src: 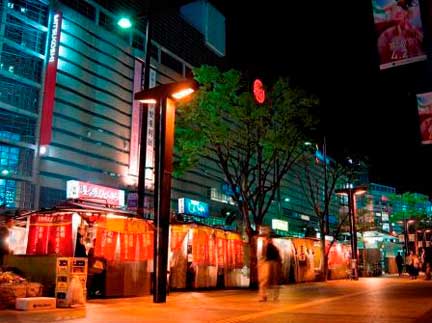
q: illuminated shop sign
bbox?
[66,180,125,207]
[272,219,288,232]
[300,214,310,221]
[178,198,209,218]
[49,13,60,62]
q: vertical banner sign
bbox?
[48,214,73,256]
[40,11,62,145]
[97,231,118,261]
[372,0,426,70]
[120,233,136,261]
[27,215,49,255]
[26,214,73,256]
[416,92,432,144]
[144,69,157,191]
[129,60,144,176]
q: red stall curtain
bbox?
[94,216,154,262]
[170,225,189,252]
[215,229,226,267]
[26,214,73,256]
[192,227,210,265]
[225,232,244,269]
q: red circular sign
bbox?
[253,79,266,104]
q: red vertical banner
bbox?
[120,233,137,261]
[216,230,226,267]
[26,215,49,255]
[47,214,73,256]
[226,237,234,269]
[100,231,118,261]
[94,219,106,257]
[208,232,216,266]
[27,214,72,256]
[170,225,189,252]
[233,239,243,268]
[138,230,154,261]
[138,233,146,261]
[40,11,62,145]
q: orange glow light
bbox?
[172,88,194,100]
[354,190,367,195]
[139,98,157,104]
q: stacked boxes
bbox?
[55,257,88,307]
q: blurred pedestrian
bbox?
[406,250,414,279]
[0,218,13,267]
[395,252,404,277]
[425,263,431,280]
[412,253,420,279]
[258,236,282,302]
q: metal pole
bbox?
[323,136,328,235]
[153,97,175,303]
[348,188,358,279]
[404,218,408,258]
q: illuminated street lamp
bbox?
[134,79,197,303]
[336,184,367,280]
[117,17,132,29]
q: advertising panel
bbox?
[372,0,426,69]
[417,92,432,144]
[178,198,209,217]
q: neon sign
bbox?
[49,13,60,62]
[253,79,266,104]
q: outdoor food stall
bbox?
[3,197,155,303]
[257,236,350,282]
[169,223,246,290]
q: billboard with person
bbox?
[372,0,426,69]
[416,92,432,144]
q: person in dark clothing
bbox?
[258,237,282,302]
[74,225,88,258]
[396,252,404,277]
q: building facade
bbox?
[1,0,343,238]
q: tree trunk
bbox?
[248,233,258,289]
[320,236,329,281]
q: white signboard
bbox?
[66,180,125,206]
[272,219,288,232]
[144,69,157,191]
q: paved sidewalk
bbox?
[1,277,432,322]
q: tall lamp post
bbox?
[336,184,367,280]
[118,7,154,216]
[404,219,415,257]
[134,79,197,303]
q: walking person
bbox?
[395,252,404,277]
[406,250,414,279]
[412,253,421,279]
[258,236,282,302]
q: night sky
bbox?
[209,0,432,197]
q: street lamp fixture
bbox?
[117,17,133,29]
[134,79,198,304]
[336,184,368,280]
